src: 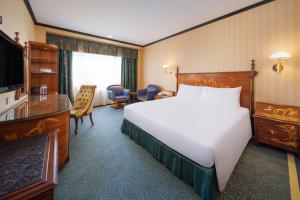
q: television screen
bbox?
[0,31,24,92]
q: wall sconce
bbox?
[269,51,291,74]
[162,64,176,76]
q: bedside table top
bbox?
[155,91,175,100]
[253,102,300,124]
[155,94,173,99]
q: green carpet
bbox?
[54,106,295,200]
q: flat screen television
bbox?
[0,30,24,93]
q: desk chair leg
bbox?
[89,113,94,126]
[74,117,79,135]
[80,117,83,123]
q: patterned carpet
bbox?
[54,106,299,200]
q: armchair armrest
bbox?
[107,90,115,100]
[146,90,159,101]
[123,89,130,98]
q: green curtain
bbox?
[58,50,74,102]
[48,33,139,96]
[47,33,138,59]
[121,57,137,92]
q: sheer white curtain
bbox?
[72,52,121,106]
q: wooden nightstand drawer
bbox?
[255,118,299,152]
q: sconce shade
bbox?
[162,64,176,76]
[269,51,291,74]
[269,51,291,59]
[162,64,170,69]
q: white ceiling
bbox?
[29,0,262,46]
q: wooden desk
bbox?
[0,95,71,167]
[0,132,58,200]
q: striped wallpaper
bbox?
[143,0,300,106]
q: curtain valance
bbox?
[46,33,138,59]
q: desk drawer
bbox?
[256,118,299,152]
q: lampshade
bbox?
[162,64,175,76]
[162,64,170,69]
[269,51,291,59]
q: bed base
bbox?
[121,119,220,200]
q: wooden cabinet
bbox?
[28,41,58,95]
[253,102,300,154]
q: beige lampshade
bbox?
[269,51,291,59]
[162,64,175,76]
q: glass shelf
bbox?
[31,59,57,64]
[31,71,57,74]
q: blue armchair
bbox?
[137,85,161,101]
[107,85,130,109]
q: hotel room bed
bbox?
[124,96,252,186]
[121,60,257,200]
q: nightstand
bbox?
[253,102,300,155]
[154,91,175,100]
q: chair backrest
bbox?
[147,85,160,92]
[74,85,97,114]
[107,85,124,96]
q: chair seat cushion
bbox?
[137,95,147,101]
[115,95,129,100]
[70,107,85,118]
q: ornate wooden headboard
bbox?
[176,60,257,114]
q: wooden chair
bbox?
[70,85,96,135]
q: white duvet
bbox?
[123,97,252,191]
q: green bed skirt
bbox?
[121,119,220,200]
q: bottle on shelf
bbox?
[40,84,48,95]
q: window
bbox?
[72,52,122,106]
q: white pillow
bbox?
[199,86,242,109]
[176,84,203,103]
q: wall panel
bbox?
[143,0,300,106]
